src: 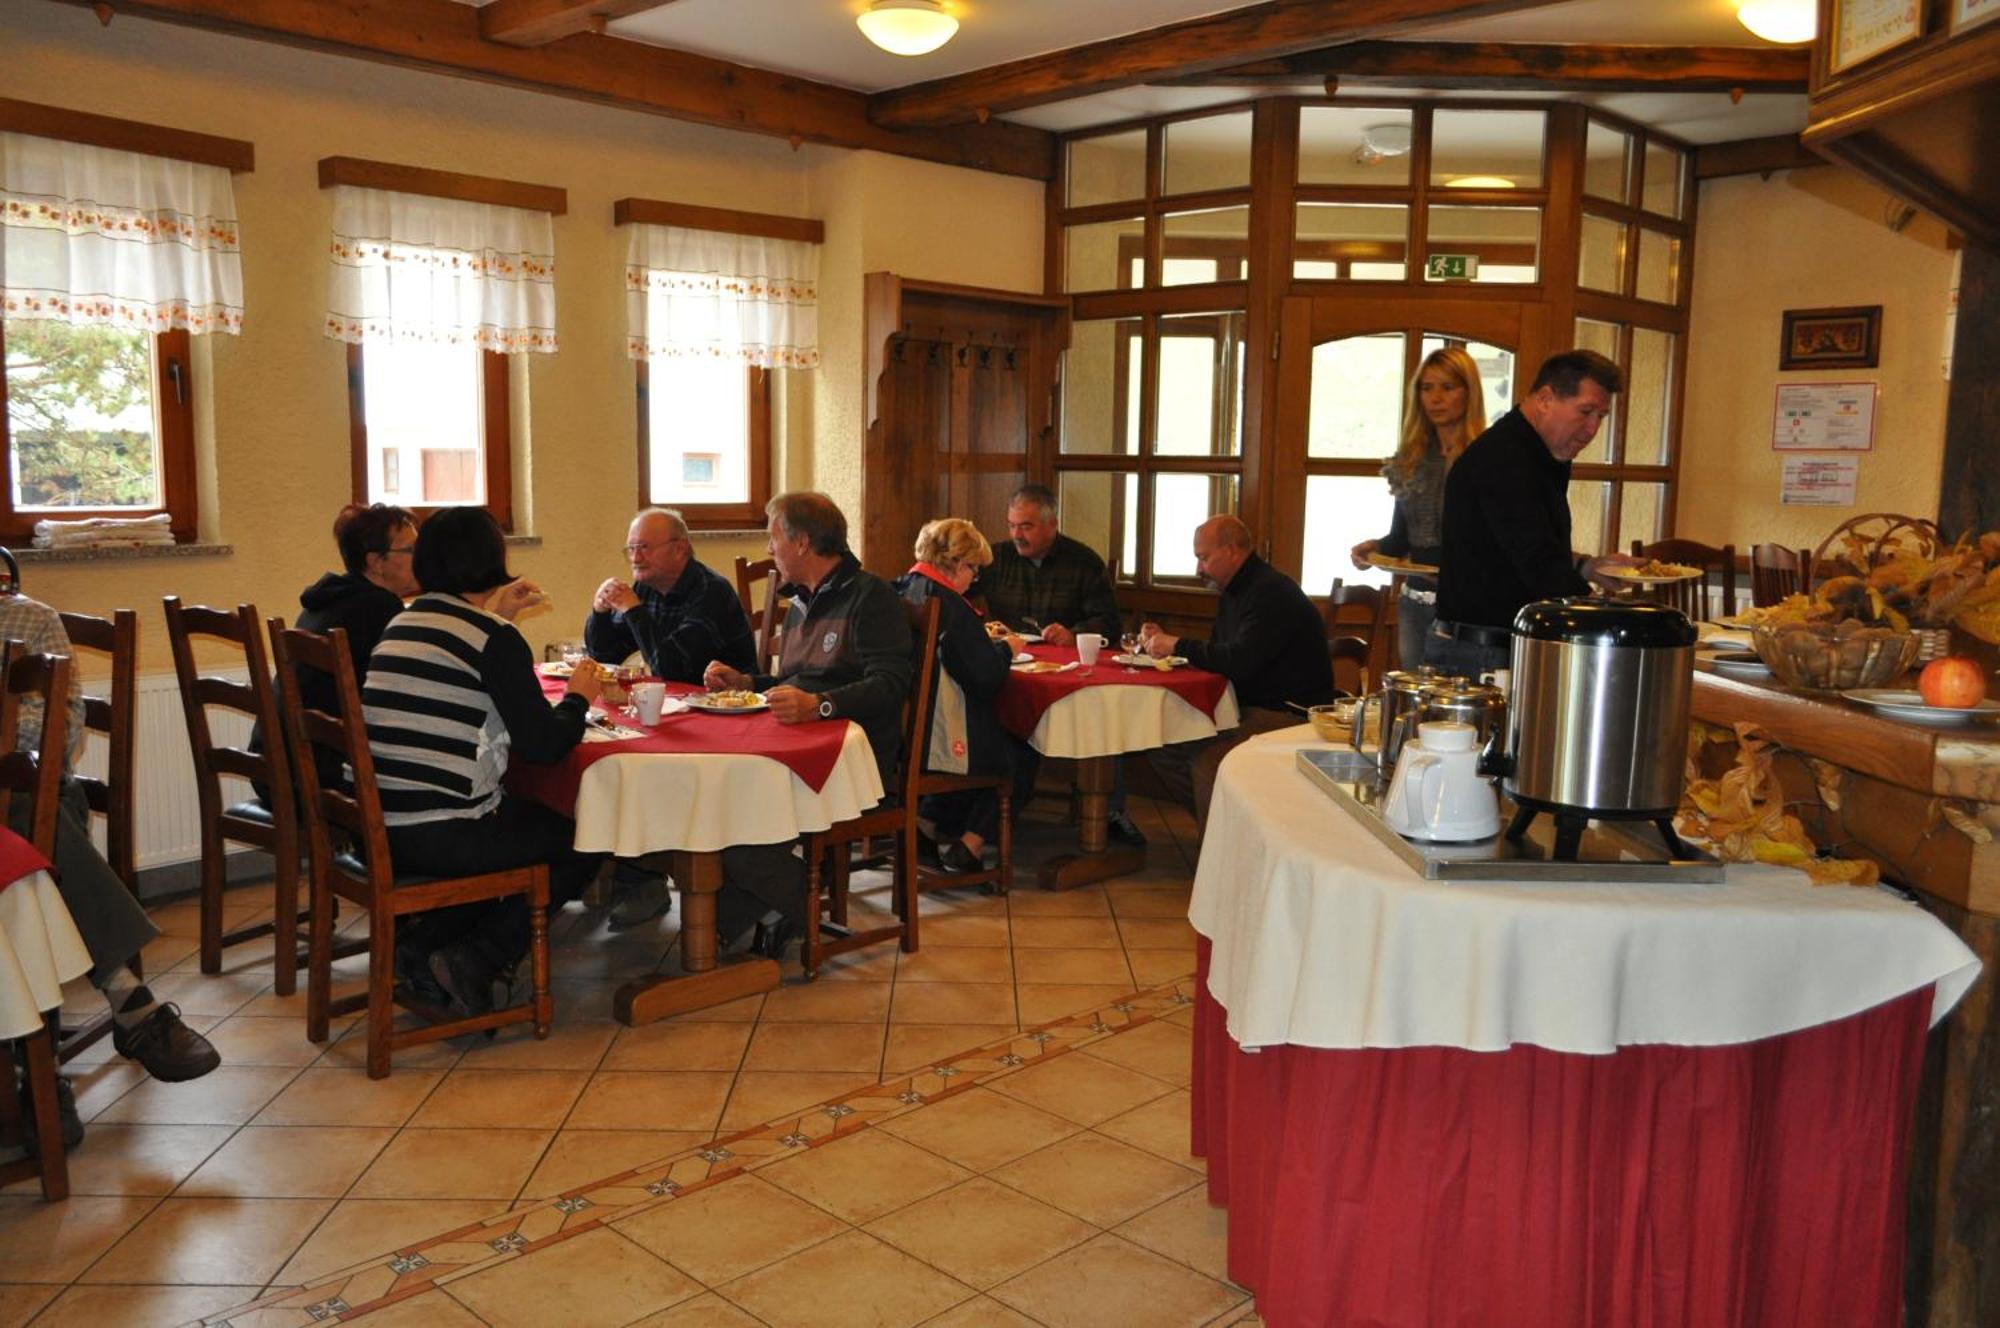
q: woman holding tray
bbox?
[1349,346,1487,671]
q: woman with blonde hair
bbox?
[1349,345,1487,669]
[895,517,1024,873]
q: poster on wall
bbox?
[1953,0,2000,35]
[1831,0,1925,72]
[1772,382,1878,450]
[1782,456,1860,506]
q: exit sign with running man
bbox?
[1426,254,1480,281]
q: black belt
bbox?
[1440,620,1510,648]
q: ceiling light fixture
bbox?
[857,0,959,56]
[1735,0,1815,44]
[1445,176,1516,189]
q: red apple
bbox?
[1918,656,1986,708]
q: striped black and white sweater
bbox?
[362,592,587,826]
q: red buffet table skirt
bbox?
[1190,937,1932,1328]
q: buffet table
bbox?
[1190,727,1982,1328]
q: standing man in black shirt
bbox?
[1428,349,1624,678]
[973,484,1145,845]
[1140,514,1334,831]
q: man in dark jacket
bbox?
[1141,514,1333,830]
[587,507,756,683]
[704,492,913,956]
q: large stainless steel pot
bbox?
[1504,597,1695,817]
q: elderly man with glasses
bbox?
[584,507,757,928]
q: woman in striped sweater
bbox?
[363,507,606,1016]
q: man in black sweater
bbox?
[1428,349,1624,677]
[587,507,756,684]
[1140,514,1333,830]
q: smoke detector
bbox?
[1353,122,1413,165]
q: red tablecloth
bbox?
[0,827,51,897]
[995,644,1231,739]
[1190,938,1931,1328]
[510,676,851,816]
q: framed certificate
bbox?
[1830,0,1925,73]
[1953,0,2000,35]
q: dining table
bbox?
[0,830,91,1200]
[997,642,1238,889]
[511,673,884,1023]
[1189,725,1984,1328]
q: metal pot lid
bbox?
[1512,596,1696,647]
[1425,680,1503,704]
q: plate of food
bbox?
[1112,653,1188,669]
[1366,553,1439,576]
[1840,689,2000,726]
[1704,650,1773,681]
[538,661,574,679]
[684,689,769,713]
[1606,558,1703,586]
[1011,659,1077,675]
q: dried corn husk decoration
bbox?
[1674,722,1880,887]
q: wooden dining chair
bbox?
[735,555,787,669]
[1330,635,1371,698]
[163,597,307,995]
[53,609,138,1065]
[0,646,74,1201]
[909,610,1012,904]
[1630,539,1738,620]
[797,597,936,978]
[1750,543,1812,606]
[271,622,552,1076]
[1326,579,1391,675]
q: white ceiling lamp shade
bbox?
[857,0,959,56]
[1445,176,1517,189]
[1353,122,1413,166]
[1735,0,1816,44]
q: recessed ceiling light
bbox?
[1446,176,1516,189]
[857,0,959,57]
[1735,0,1815,44]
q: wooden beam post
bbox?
[1692,134,1824,180]
[1152,41,1812,93]
[477,0,685,48]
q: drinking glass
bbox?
[1121,631,1142,670]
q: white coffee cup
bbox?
[630,681,667,725]
[1075,633,1104,666]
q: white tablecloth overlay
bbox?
[1191,727,1983,1056]
[1027,679,1240,759]
[568,721,885,857]
[0,870,92,1040]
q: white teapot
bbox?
[1382,721,1500,842]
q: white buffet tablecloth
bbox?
[1027,681,1240,760]
[568,722,885,858]
[0,869,92,1040]
[1191,727,1983,1056]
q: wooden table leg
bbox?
[614,849,779,1025]
[1038,755,1146,891]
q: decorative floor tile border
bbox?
[186,972,1199,1327]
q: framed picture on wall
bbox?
[1952,0,2000,35]
[1830,0,1925,73]
[1779,305,1882,370]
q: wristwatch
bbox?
[817,696,835,720]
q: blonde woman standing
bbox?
[1349,346,1487,669]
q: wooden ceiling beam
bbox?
[1693,134,1824,180]
[47,0,1053,179]
[478,0,688,48]
[866,0,1569,129]
[1155,41,1812,93]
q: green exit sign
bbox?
[1426,253,1480,281]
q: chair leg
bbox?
[829,846,850,928]
[270,845,300,997]
[802,845,823,979]
[19,1029,68,1201]
[197,830,225,976]
[898,821,919,953]
[366,905,394,1080]
[994,791,1012,897]
[305,874,335,1044]
[529,893,552,1040]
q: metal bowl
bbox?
[1751,621,1917,692]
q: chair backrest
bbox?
[896,596,943,800]
[269,621,391,895]
[737,555,788,669]
[1630,539,1737,620]
[1749,543,1811,607]
[57,609,138,886]
[0,645,73,857]
[1325,578,1390,675]
[163,597,295,823]
[1329,635,1370,698]
[734,555,777,610]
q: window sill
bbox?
[506,534,543,548]
[688,528,768,539]
[13,541,234,565]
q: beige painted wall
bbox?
[1680,168,1957,555]
[3,4,1042,670]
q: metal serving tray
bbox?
[1295,748,1725,884]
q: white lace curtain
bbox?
[625,223,818,369]
[325,185,557,354]
[0,131,243,335]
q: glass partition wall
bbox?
[1048,99,1694,615]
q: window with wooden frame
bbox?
[345,343,513,530]
[636,360,771,529]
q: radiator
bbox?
[73,668,254,870]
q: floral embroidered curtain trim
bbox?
[326,185,558,354]
[0,131,244,335]
[625,222,819,369]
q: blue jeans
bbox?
[1396,591,1436,674]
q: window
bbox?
[0,319,197,541]
[346,342,512,529]
[637,359,772,528]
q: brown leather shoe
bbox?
[112,1003,221,1083]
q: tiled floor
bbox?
[1,796,1261,1328]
